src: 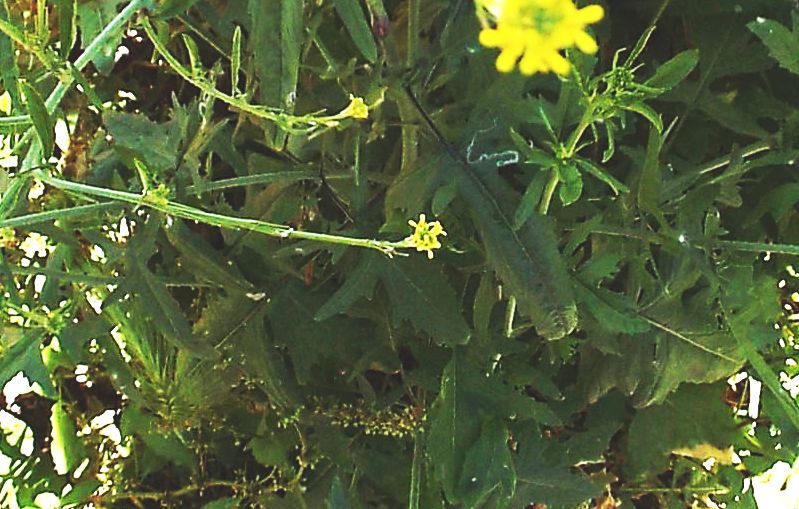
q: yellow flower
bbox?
[337,95,369,120]
[0,91,10,115]
[477,0,604,75]
[405,213,447,259]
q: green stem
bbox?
[36,172,407,255]
[1,0,151,130]
[537,105,595,215]
[537,170,559,215]
[0,202,121,228]
[140,18,352,134]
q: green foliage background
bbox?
[1,0,799,507]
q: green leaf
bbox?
[194,293,300,408]
[457,160,577,340]
[624,383,738,480]
[157,0,203,18]
[315,254,380,321]
[574,157,629,195]
[182,34,202,73]
[76,0,128,74]
[231,25,242,95]
[748,18,799,76]
[623,101,663,133]
[381,256,471,346]
[429,351,557,505]
[19,81,54,159]
[317,253,470,346]
[326,475,351,509]
[104,111,176,173]
[513,169,550,230]
[573,277,650,334]
[645,49,699,89]
[636,126,664,217]
[128,256,215,358]
[0,329,56,399]
[333,0,378,63]
[163,219,253,292]
[57,0,77,58]
[456,417,516,508]
[557,162,583,206]
[512,432,601,509]
[249,0,304,145]
[50,402,88,475]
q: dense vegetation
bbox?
[2,0,799,507]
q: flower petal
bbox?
[576,5,604,23]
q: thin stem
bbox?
[0,202,122,228]
[538,170,559,215]
[140,18,351,134]
[538,104,595,215]
[1,0,151,129]
[36,172,408,255]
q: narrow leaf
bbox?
[645,49,699,89]
[19,81,54,159]
[333,0,378,63]
[231,25,242,95]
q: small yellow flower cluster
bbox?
[0,91,16,167]
[320,95,370,127]
[315,400,425,438]
[477,0,604,75]
[405,213,447,259]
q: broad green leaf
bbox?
[333,0,378,63]
[429,351,558,505]
[457,160,577,340]
[194,293,300,408]
[573,277,650,334]
[512,432,601,509]
[163,219,253,292]
[267,282,375,383]
[557,162,583,206]
[473,272,497,343]
[249,0,304,145]
[0,329,56,399]
[316,253,470,346]
[456,417,515,508]
[315,254,380,321]
[104,111,176,173]
[624,383,738,480]
[381,256,471,346]
[748,18,799,76]
[645,49,699,89]
[128,257,215,358]
[19,81,54,159]
[432,182,458,216]
[50,402,88,475]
